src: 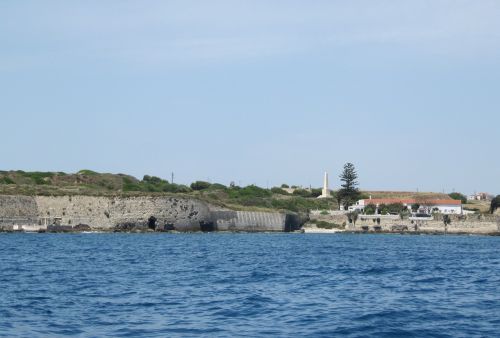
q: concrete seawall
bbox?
[0,195,295,232]
[211,211,285,232]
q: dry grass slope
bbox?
[362,191,451,200]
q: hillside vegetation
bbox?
[0,170,338,213]
[0,170,461,213]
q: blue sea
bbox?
[1,233,499,337]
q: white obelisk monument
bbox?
[318,171,331,198]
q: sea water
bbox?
[1,233,499,337]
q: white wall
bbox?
[432,205,462,214]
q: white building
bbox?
[467,192,491,201]
[349,198,463,214]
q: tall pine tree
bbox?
[338,162,360,210]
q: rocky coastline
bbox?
[0,195,305,233]
[1,194,498,235]
[305,209,500,235]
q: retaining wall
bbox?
[312,211,500,234]
[212,211,285,232]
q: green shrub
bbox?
[22,172,54,185]
[145,183,162,192]
[377,203,405,215]
[164,184,191,193]
[0,177,15,184]
[271,187,288,195]
[387,203,405,213]
[238,197,273,208]
[143,175,165,185]
[77,169,98,176]
[190,181,211,191]
[228,185,271,199]
[310,188,322,198]
[177,185,192,193]
[364,203,376,215]
[292,189,312,197]
[270,196,336,213]
[207,183,227,191]
[449,192,467,204]
[379,204,389,214]
[122,177,143,192]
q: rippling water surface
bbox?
[1,233,499,337]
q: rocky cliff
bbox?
[0,195,300,232]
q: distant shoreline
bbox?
[303,228,500,236]
[2,229,500,237]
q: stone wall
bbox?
[0,195,289,232]
[212,211,285,232]
[0,196,38,226]
[34,196,211,231]
[311,211,500,234]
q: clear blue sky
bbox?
[1,1,499,195]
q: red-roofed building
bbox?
[349,198,462,214]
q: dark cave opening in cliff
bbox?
[148,216,157,230]
[284,214,300,232]
[199,221,216,232]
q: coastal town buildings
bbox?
[349,198,463,214]
[468,192,492,201]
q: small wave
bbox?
[360,266,398,275]
[414,276,446,283]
